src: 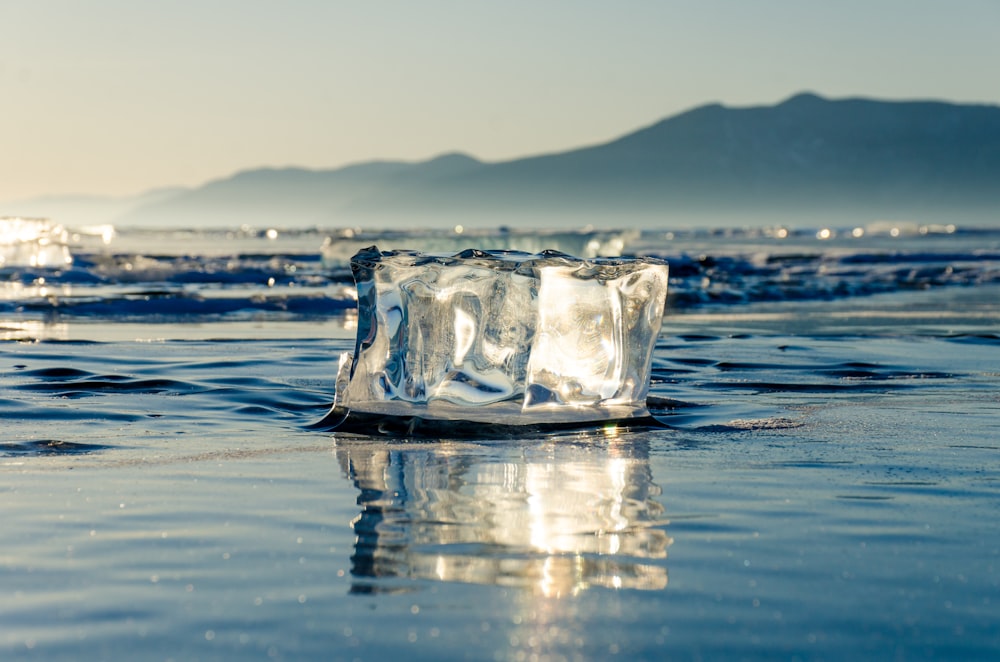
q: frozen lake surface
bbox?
[2,223,999,660]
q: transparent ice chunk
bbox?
[331,247,668,427]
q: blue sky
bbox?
[2,0,997,201]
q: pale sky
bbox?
[2,0,997,202]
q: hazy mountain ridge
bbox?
[9,93,1000,229]
[3,188,188,227]
[102,153,485,227]
[379,92,1000,221]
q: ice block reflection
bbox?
[337,432,670,596]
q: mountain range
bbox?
[7,93,1000,229]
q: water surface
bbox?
[2,223,999,660]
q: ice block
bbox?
[328,247,668,427]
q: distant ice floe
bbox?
[0,217,74,269]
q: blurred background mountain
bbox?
[7,93,1000,229]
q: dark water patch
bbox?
[943,333,1000,345]
[652,240,1000,310]
[702,381,914,393]
[664,357,717,366]
[20,293,354,320]
[715,361,786,370]
[689,359,960,390]
[20,366,95,379]
[200,376,271,387]
[863,481,939,486]
[661,518,744,535]
[177,360,278,371]
[65,252,333,287]
[948,444,1000,450]
[15,376,199,397]
[777,344,813,352]
[235,405,278,416]
[11,351,169,374]
[771,460,855,468]
[276,397,334,414]
[210,387,331,416]
[836,495,896,501]
[0,407,143,422]
[0,439,113,456]
[821,368,886,379]
[851,482,974,499]
[840,251,1000,265]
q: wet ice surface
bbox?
[2,308,999,661]
[3,224,1000,659]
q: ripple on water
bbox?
[0,439,114,456]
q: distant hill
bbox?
[3,188,188,228]
[11,94,1000,229]
[110,153,485,227]
[338,92,1000,227]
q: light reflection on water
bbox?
[335,430,671,597]
[0,319,69,341]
